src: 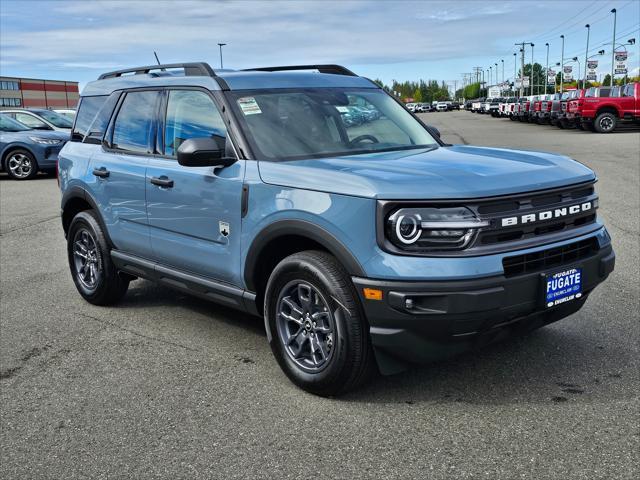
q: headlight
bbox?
[29,137,62,145]
[386,207,489,252]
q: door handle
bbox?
[92,167,110,178]
[150,176,174,188]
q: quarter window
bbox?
[164,90,226,156]
[72,94,118,142]
[112,91,159,154]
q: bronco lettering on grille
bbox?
[501,202,592,227]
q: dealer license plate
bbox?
[545,268,583,308]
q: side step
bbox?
[111,250,259,316]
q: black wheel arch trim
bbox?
[243,219,366,291]
[61,186,114,247]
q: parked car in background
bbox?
[0,113,68,180]
[436,101,448,111]
[487,98,504,117]
[557,89,585,129]
[471,98,485,112]
[405,103,417,112]
[450,101,461,111]
[2,108,73,132]
[532,94,554,124]
[572,82,639,133]
[53,108,76,120]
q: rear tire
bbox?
[264,251,374,396]
[5,149,38,180]
[594,112,617,133]
[67,210,129,305]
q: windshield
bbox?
[0,114,32,132]
[228,88,438,160]
[36,110,74,128]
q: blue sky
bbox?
[1,0,638,91]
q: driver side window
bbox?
[164,90,227,157]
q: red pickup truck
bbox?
[567,83,639,133]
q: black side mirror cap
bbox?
[429,126,441,138]
[177,137,237,168]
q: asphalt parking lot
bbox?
[1,111,638,479]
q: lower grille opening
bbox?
[502,238,599,277]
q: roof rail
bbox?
[242,64,357,77]
[98,62,216,80]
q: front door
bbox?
[90,90,160,256]
[145,89,245,286]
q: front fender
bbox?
[241,181,376,291]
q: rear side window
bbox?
[111,91,159,154]
[72,95,118,142]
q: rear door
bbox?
[89,90,160,255]
[145,88,245,286]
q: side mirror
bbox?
[177,136,237,168]
[428,126,441,138]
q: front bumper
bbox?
[353,240,615,374]
[37,143,65,169]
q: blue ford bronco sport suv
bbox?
[59,63,615,396]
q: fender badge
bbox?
[219,221,230,237]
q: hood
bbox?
[257,145,595,200]
[7,129,70,142]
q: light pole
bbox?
[545,43,549,94]
[501,59,504,86]
[217,43,227,69]
[564,57,580,87]
[513,53,517,94]
[530,43,535,95]
[560,34,565,93]
[610,9,616,86]
[490,66,493,86]
[584,24,590,89]
[555,62,561,93]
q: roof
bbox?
[81,63,377,96]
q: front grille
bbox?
[472,183,598,249]
[502,238,599,277]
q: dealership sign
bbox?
[563,65,573,81]
[586,60,598,82]
[615,51,628,75]
[547,69,556,84]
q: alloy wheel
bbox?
[73,228,100,290]
[599,116,613,131]
[276,280,336,372]
[7,153,33,179]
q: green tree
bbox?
[602,74,612,87]
[413,88,423,102]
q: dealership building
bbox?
[0,76,79,110]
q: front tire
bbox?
[264,251,374,396]
[5,149,38,180]
[594,112,617,133]
[67,210,129,305]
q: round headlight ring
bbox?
[395,214,422,244]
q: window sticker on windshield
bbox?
[335,106,349,113]
[238,97,262,115]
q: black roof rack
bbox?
[98,62,216,80]
[241,64,357,77]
